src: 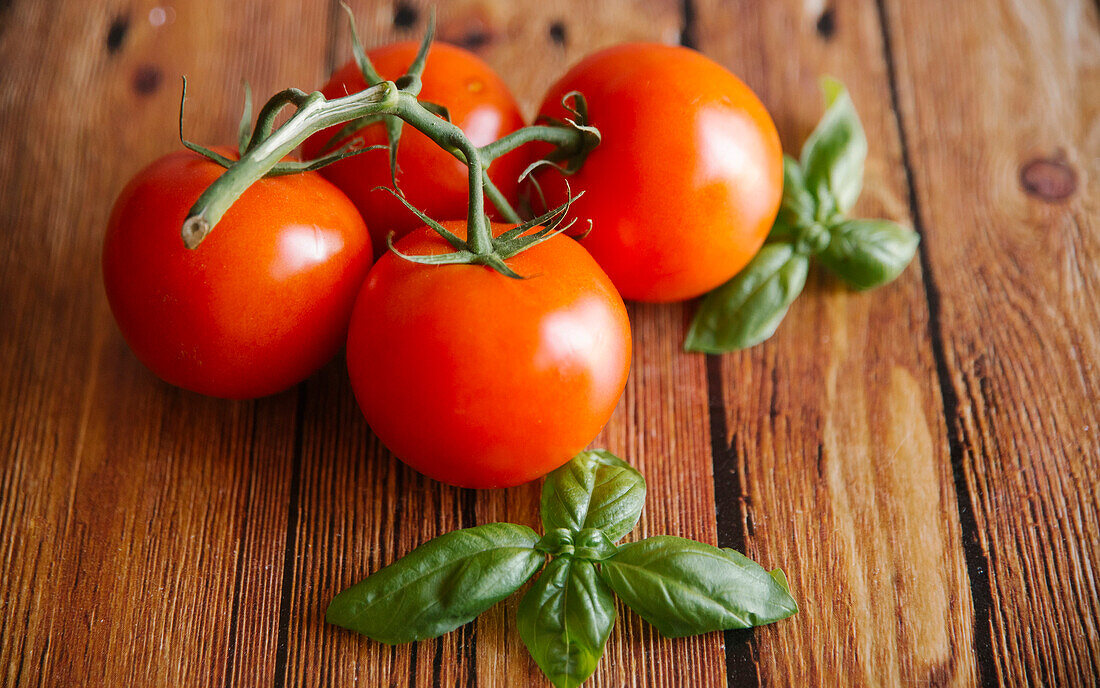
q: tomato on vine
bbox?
[346,220,631,489]
[534,43,784,303]
[103,148,372,399]
[302,41,530,249]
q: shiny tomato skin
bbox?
[346,223,631,489]
[102,149,372,400]
[536,43,783,303]
[303,42,529,249]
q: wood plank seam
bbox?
[271,385,307,688]
[872,0,998,685]
[684,1,763,685]
[707,354,762,688]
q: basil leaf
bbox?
[801,77,867,218]
[517,557,616,688]
[541,450,646,543]
[768,567,791,594]
[684,243,810,353]
[599,536,797,638]
[770,155,816,240]
[818,218,919,290]
[326,523,544,643]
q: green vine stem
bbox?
[478,124,587,162]
[181,83,595,263]
[182,82,396,248]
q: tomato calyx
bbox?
[528,91,601,175]
[380,185,585,279]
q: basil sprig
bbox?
[685,77,920,353]
[327,450,797,687]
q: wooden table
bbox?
[2,0,1097,685]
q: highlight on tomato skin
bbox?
[533,42,784,304]
[345,222,632,489]
[302,41,532,252]
[102,148,373,400]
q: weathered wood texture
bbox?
[881,1,1100,684]
[0,0,1096,687]
[694,1,975,685]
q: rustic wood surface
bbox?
[0,0,1097,686]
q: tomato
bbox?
[102,149,372,399]
[302,42,529,250]
[346,222,631,488]
[535,43,783,303]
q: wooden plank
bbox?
[881,0,1100,684]
[279,1,735,686]
[0,0,332,685]
[692,0,978,685]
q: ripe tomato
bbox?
[302,42,529,250]
[102,149,372,399]
[346,223,631,488]
[535,43,783,303]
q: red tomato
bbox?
[535,43,783,303]
[102,149,372,399]
[303,42,529,250]
[346,223,631,488]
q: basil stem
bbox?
[327,451,798,687]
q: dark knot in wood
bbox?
[106,14,129,54]
[1019,154,1076,202]
[393,2,418,29]
[816,8,836,39]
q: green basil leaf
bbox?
[721,548,794,595]
[326,523,544,644]
[517,557,616,688]
[541,450,646,543]
[801,77,867,218]
[599,536,797,638]
[771,155,816,239]
[768,567,791,594]
[818,218,919,290]
[684,243,810,353]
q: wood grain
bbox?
[0,0,333,685]
[692,0,976,685]
[882,0,1100,684]
[0,0,1097,686]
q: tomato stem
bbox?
[181,82,592,252]
[182,82,401,249]
[246,88,312,153]
[478,125,584,162]
[389,93,493,255]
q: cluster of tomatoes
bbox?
[102,38,781,488]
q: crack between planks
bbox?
[873,1,998,684]
[705,355,761,688]
[461,488,478,685]
[272,385,307,688]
